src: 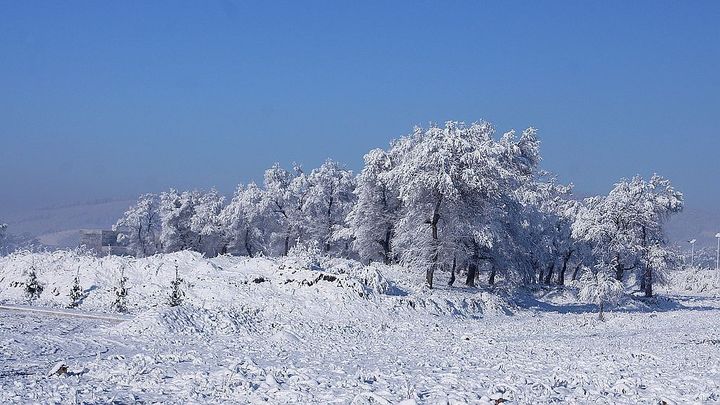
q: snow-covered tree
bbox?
[220,183,269,256]
[190,188,226,256]
[159,189,200,253]
[578,267,625,320]
[262,163,309,255]
[112,265,129,313]
[68,269,83,308]
[25,264,43,301]
[574,175,683,296]
[114,194,161,257]
[347,149,401,264]
[303,160,356,255]
[168,262,184,307]
[518,178,582,285]
[388,121,540,288]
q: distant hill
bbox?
[665,206,720,249]
[3,199,134,248]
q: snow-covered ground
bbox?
[1,252,719,404]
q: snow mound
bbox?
[112,305,263,337]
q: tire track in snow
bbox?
[0,304,130,322]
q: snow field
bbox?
[0,251,719,404]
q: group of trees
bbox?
[114,121,683,297]
[115,159,357,260]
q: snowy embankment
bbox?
[1,252,719,404]
[0,250,511,324]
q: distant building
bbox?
[79,229,128,256]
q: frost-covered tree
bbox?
[578,267,625,320]
[388,121,540,288]
[303,160,356,255]
[112,265,129,313]
[190,188,226,256]
[518,179,582,285]
[68,269,83,308]
[114,194,161,257]
[574,175,683,296]
[159,189,200,253]
[347,149,401,264]
[220,183,269,256]
[643,243,678,297]
[168,262,184,307]
[262,164,309,255]
[25,264,43,301]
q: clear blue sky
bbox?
[1,1,718,212]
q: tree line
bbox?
[114,121,683,297]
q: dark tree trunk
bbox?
[284,236,290,256]
[614,255,624,281]
[557,251,572,286]
[644,267,653,297]
[448,257,456,286]
[426,197,442,289]
[382,227,392,265]
[538,267,545,284]
[571,263,581,281]
[465,263,477,287]
[488,265,496,286]
[325,194,334,253]
[425,268,434,289]
[244,228,253,257]
[543,263,554,285]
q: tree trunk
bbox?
[558,251,572,286]
[382,227,392,265]
[644,267,653,297]
[448,257,456,286]
[425,268,434,289]
[465,264,477,287]
[427,197,442,289]
[284,236,290,256]
[325,194,334,253]
[614,255,623,281]
[571,263,581,281]
[543,263,554,285]
[599,302,605,321]
[244,228,253,257]
[488,265,496,286]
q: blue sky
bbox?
[1,1,718,212]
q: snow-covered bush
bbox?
[168,262,184,307]
[25,265,43,301]
[68,272,83,308]
[113,265,129,313]
[286,240,323,270]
